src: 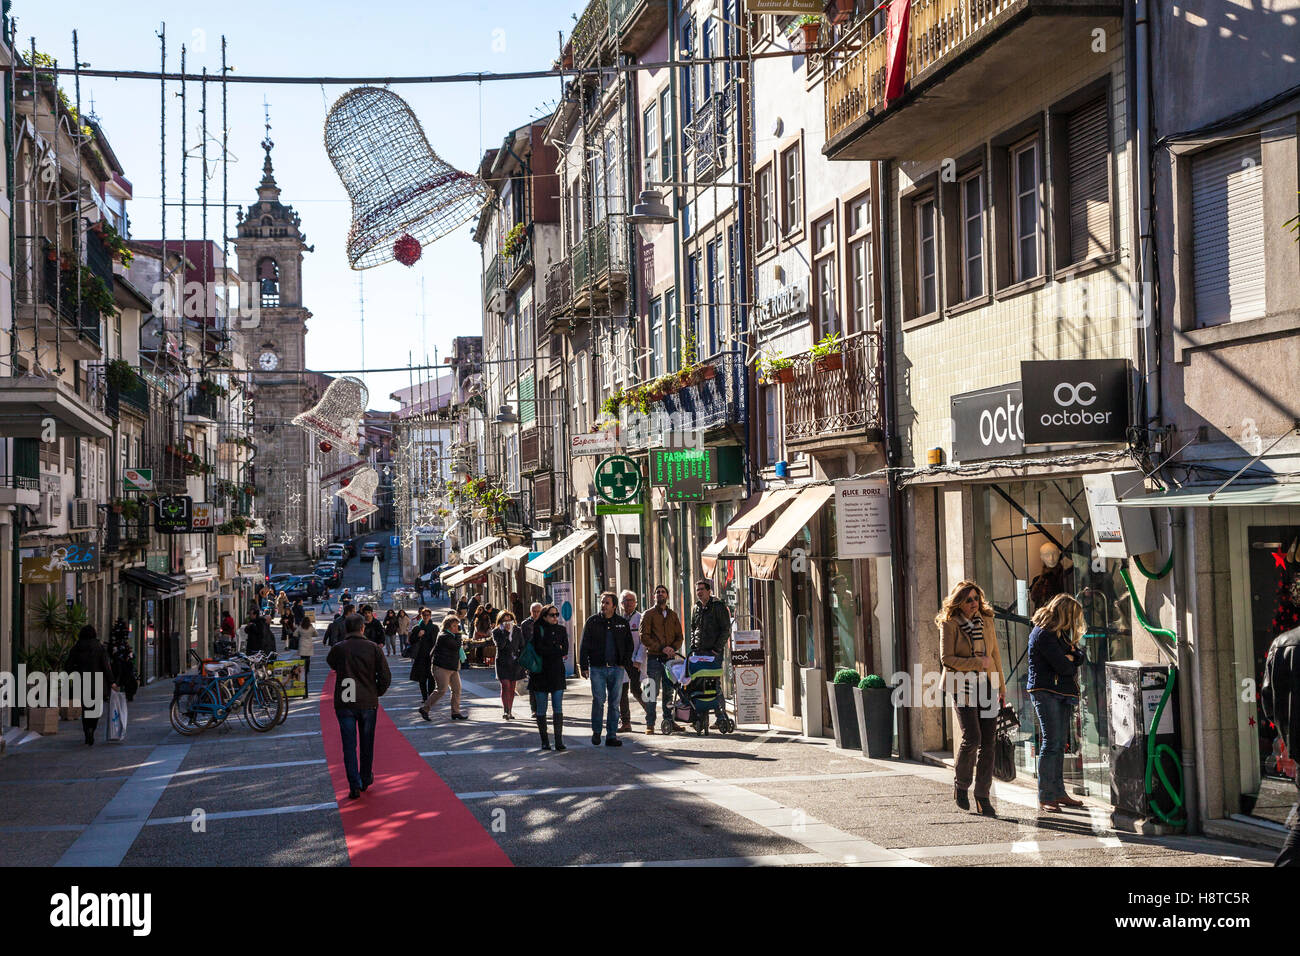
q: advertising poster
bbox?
[834,479,891,558]
[551,580,575,676]
[271,659,307,699]
[731,629,767,726]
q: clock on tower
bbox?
[259,350,280,371]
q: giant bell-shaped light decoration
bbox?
[292,376,367,456]
[325,86,489,270]
[336,466,379,523]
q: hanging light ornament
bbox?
[336,467,379,523]
[292,376,368,456]
[324,86,489,270]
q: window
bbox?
[1192,137,1265,326]
[812,214,837,339]
[846,194,872,333]
[590,149,607,225]
[664,289,679,372]
[915,197,938,316]
[960,171,985,299]
[756,164,775,250]
[781,145,802,234]
[764,385,781,465]
[681,20,695,118]
[650,296,664,378]
[1064,97,1111,264]
[643,101,659,185]
[706,239,722,358]
[604,132,623,215]
[660,89,673,182]
[701,20,715,101]
[1012,139,1040,282]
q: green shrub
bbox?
[832,667,860,686]
[859,674,888,690]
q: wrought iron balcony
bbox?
[621,351,747,452]
[689,91,728,184]
[571,0,610,67]
[782,330,884,447]
[483,253,504,305]
[505,489,532,533]
[609,0,668,52]
[572,215,629,308]
[505,227,533,290]
[186,392,219,421]
[824,0,1122,159]
[118,370,150,414]
[544,256,572,320]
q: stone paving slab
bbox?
[121,810,348,867]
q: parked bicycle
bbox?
[170,653,286,735]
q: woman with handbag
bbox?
[492,610,526,719]
[531,604,569,752]
[407,609,439,701]
[417,614,467,721]
[937,580,1006,817]
[1027,593,1087,812]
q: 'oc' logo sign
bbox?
[1022,360,1128,445]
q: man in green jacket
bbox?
[690,580,730,656]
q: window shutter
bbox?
[520,371,535,426]
[1192,138,1265,326]
[1067,97,1110,262]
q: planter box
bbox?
[773,366,795,385]
[853,685,895,759]
[815,352,844,373]
[27,707,59,735]
[825,682,861,750]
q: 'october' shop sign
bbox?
[834,479,891,558]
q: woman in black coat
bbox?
[407,618,440,702]
[108,619,139,702]
[492,610,526,720]
[63,625,117,746]
[417,614,467,721]
[530,604,569,752]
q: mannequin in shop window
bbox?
[1030,542,1073,610]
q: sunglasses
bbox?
[547,612,559,618]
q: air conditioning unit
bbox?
[71,497,97,529]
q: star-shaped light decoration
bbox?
[280,532,296,544]
[1274,551,1288,569]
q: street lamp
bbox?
[626,187,675,227]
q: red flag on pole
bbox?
[885,0,911,104]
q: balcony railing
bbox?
[623,351,747,451]
[186,392,219,420]
[545,256,572,319]
[825,0,1016,144]
[505,489,533,533]
[29,245,104,348]
[505,227,533,289]
[571,0,609,66]
[119,371,150,414]
[573,215,629,302]
[689,91,728,184]
[783,330,884,445]
[483,253,504,303]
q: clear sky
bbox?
[25,0,587,408]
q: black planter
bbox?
[853,685,895,758]
[826,682,861,750]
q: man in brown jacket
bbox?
[640,585,684,733]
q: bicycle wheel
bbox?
[263,677,288,725]
[243,678,282,732]
[170,685,217,736]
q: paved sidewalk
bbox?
[0,627,1277,867]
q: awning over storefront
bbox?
[122,566,187,598]
[460,534,503,562]
[1115,483,1300,508]
[725,488,801,554]
[501,545,532,571]
[525,528,598,588]
[442,518,460,542]
[700,535,728,576]
[439,563,467,584]
[747,486,836,580]
[447,548,516,588]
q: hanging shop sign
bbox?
[1021,359,1129,445]
[595,455,642,505]
[731,629,767,725]
[154,496,193,534]
[833,479,892,558]
[122,468,154,492]
[650,447,718,501]
[745,0,822,14]
[247,532,267,549]
[571,430,620,458]
[21,555,62,584]
[951,382,1023,462]
[190,502,220,532]
[55,542,100,574]
[1082,471,1157,559]
[596,502,643,516]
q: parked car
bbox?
[280,576,312,601]
[269,573,294,588]
[326,544,348,565]
[360,542,385,562]
[314,562,343,587]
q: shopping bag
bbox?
[107,689,128,742]
[518,641,543,674]
[992,704,1018,782]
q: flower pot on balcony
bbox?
[700,364,717,381]
[773,366,795,385]
[801,21,821,48]
[815,353,843,373]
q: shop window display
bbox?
[973,479,1133,798]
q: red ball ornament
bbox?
[319,440,333,453]
[350,504,357,512]
[393,233,422,267]
[340,477,350,487]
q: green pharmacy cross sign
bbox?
[595,455,641,504]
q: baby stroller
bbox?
[662,652,736,736]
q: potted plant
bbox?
[853,674,896,758]
[826,667,863,750]
[790,13,823,48]
[600,387,625,419]
[105,358,135,392]
[24,594,75,733]
[119,498,141,521]
[760,353,795,385]
[811,331,844,372]
[502,222,526,257]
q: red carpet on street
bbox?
[320,672,512,867]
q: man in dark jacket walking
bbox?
[690,580,730,655]
[579,591,633,747]
[245,610,274,655]
[326,613,391,799]
[63,625,116,745]
[324,604,354,647]
[521,602,543,717]
[1262,624,1300,867]
[360,604,386,650]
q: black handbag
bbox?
[993,704,1020,783]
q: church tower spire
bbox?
[258,98,280,201]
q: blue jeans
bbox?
[1032,692,1074,803]
[588,666,625,739]
[335,707,377,791]
[533,689,564,718]
[321,597,334,613]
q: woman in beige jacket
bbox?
[937,580,1006,817]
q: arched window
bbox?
[258,258,280,308]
